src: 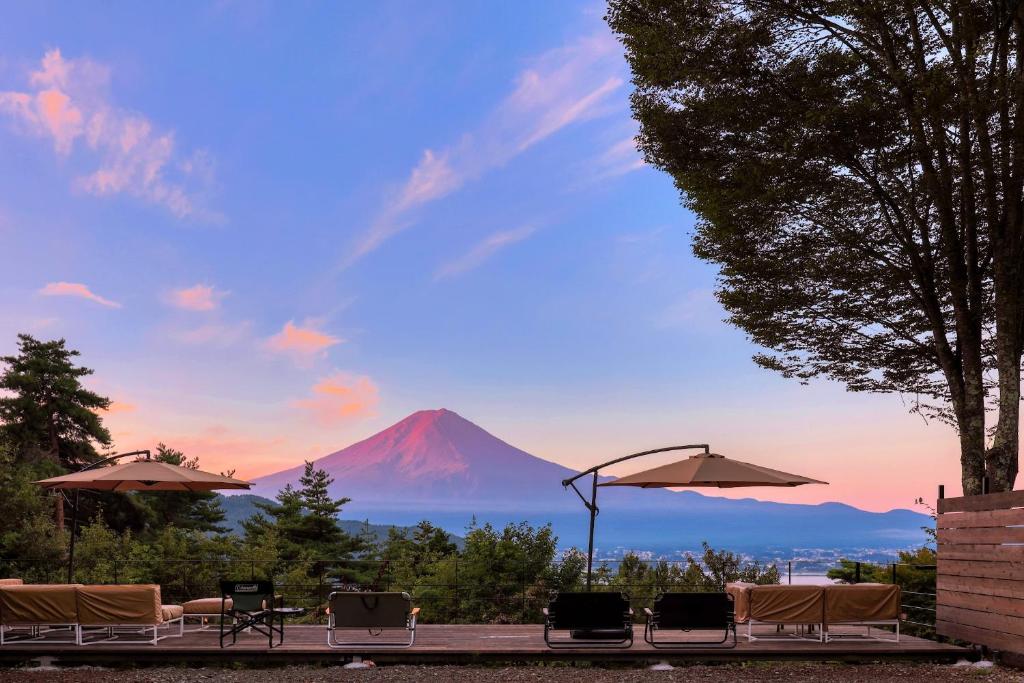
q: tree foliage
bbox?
[0,334,111,467]
[607,0,1024,494]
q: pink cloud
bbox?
[39,281,121,308]
[435,224,538,280]
[266,321,342,357]
[167,283,226,311]
[344,31,623,266]
[173,320,252,347]
[0,49,218,220]
[102,401,137,414]
[293,372,379,426]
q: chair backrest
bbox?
[546,591,630,630]
[220,580,274,612]
[652,592,733,629]
[329,591,412,628]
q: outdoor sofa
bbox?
[726,582,900,643]
[0,583,183,646]
[326,591,419,648]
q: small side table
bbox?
[274,606,306,646]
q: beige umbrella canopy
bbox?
[36,459,251,492]
[599,452,827,489]
[563,444,826,589]
[36,449,251,582]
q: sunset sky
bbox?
[0,1,964,512]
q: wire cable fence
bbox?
[0,555,937,631]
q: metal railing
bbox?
[0,555,938,632]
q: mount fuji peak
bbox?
[250,409,578,510]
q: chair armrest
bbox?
[410,607,421,616]
[627,608,634,616]
[542,607,550,616]
[643,607,654,617]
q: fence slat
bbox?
[937,526,1024,545]
[938,490,1024,514]
[936,619,1024,653]
[937,575,1024,600]
[936,605,1024,638]
[937,544,1024,562]
[936,589,1024,617]
[937,559,1024,580]
[937,507,1024,529]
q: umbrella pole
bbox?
[67,489,79,584]
[586,471,598,591]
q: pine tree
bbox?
[0,334,111,468]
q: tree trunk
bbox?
[987,290,1023,493]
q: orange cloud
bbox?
[102,401,137,415]
[167,283,226,311]
[39,281,121,308]
[293,372,379,426]
[266,321,341,357]
[0,49,218,220]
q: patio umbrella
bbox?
[36,450,251,582]
[562,445,826,588]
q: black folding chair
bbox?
[543,592,633,648]
[219,580,282,648]
[643,592,736,648]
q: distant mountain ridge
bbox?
[247,409,932,552]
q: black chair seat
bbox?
[543,592,633,649]
[644,592,736,648]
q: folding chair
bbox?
[218,580,282,648]
[543,591,633,648]
[643,592,737,648]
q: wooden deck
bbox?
[0,624,966,666]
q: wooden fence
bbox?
[936,489,1024,654]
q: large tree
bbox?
[0,334,111,468]
[607,0,1024,494]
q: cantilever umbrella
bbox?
[563,445,826,588]
[36,450,251,582]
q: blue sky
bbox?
[0,1,962,511]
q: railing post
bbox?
[854,561,861,584]
[453,556,459,623]
[788,561,792,585]
[891,562,897,585]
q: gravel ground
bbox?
[1,663,1022,682]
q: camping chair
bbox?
[643,592,736,648]
[219,581,282,648]
[326,591,419,648]
[543,591,633,648]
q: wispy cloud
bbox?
[435,224,538,280]
[39,281,121,308]
[166,283,227,311]
[0,49,219,220]
[591,136,645,181]
[102,400,137,414]
[266,320,342,359]
[345,31,623,266]
[173,320,252,347]
[293,372,379,426]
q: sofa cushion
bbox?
[0,578,24,586]
[725,582,756,624]
[161,604,184,621]
[749,585,824,624]
[0,584,79,624]
[77,584,163,626]
[824,583,900,623]
[183,597,230,614]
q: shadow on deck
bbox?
[0,624,966,667]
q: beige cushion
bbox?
[183,597,230,614]
[725,581,756,624]
[824,583,900,623]
[77,584,163,626]
[0,578,24,586]
[0,584,80,624]
[161,604,184,621]
[749,585,824,624]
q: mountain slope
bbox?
[249,409,931,551]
